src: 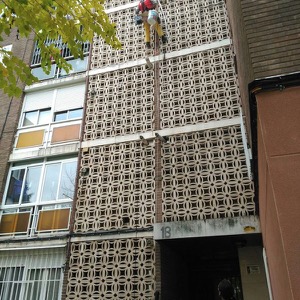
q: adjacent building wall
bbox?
[226,2,300,298]
[256,86,300,300]
[226,0,300,145]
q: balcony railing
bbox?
[0,202,72,238]
[30,38,90,80]
[13,120,82,152]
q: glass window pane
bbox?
[68,108,83,119]
[54,111,67,122]
[24,269,42,300]
[38,109,51,125]
[23,111,38,126]
[21,166,42,204]
[31,65,56,80]
[45,268,61,299]
[58,161,77,199]
[6,169,25,205]
[0,267,24,300]
[41,164,60,201]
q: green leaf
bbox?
[0,0,121,97]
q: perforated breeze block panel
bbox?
[66,238,155,300]
[74,142,156,233]
[85,46,238,140]
[85,68,154,140]
[160,46,240,127]
[93,0,230,68]
[161,126,255,221]
[75,126,254,232]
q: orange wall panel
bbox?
[0,212,30,234]
[37,208,70,231]
[16,130,44,148]
[51,124,80,143]
[256,86,300,300]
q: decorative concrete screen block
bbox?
[74,142,155,233]
[66,238,155,300]
[84,69,154,140]
[104,0,130,10]
[162,0,230,52]
[161,125,255,222]
[160,46,240,128]
[91,0,229,69]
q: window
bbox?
[5,159,77,205]
[22,108,51,127]
[0,266,24,299]
[0,249,64,300]
[0,267,62,299]
[1,158,76,236]
[30,37,89,80]
[54,108,83,122]
[41,161,76,201]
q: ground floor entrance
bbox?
[158,234,265,300]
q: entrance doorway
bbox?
[159,234,261,300]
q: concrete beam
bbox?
[154,215,261,240]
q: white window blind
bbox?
[54,83,85,112]
[24,90,54,112]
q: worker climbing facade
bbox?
[135,0,167,48]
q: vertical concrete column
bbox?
[154,49,163,224]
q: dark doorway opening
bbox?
[159,234,262,300]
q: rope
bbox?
[157,0,169,38]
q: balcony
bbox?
[0,203,72,238]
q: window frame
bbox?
[0,250,64,300]
[21,108,52,128]
[2,158,77,208]
[53,107,83,123]
[0,158,77,236]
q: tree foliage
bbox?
[0,0,121,96]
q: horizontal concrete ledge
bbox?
[81,117,240,148]
[0,238,68,251]
[88,39,231,76]
[25,73,86,92]
[71,230,153,243]
[9,142,80,162]
[106,1,138,14]
[154,215,261,240]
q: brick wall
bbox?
[241,0,300,78]
[0,31,35,202]
[226,0,300,145]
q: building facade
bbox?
[2,0,298,299]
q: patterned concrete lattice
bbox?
[92,0,229,69]
[85,45,238,140]
[85,67,154,140]
[161,126,255,222]
[74,142,156,233]
[160,46,240,128]
[66,238,155,300]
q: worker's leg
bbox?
[143,22,151,43]
[154,23,164,37]
[154,23,168,43]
